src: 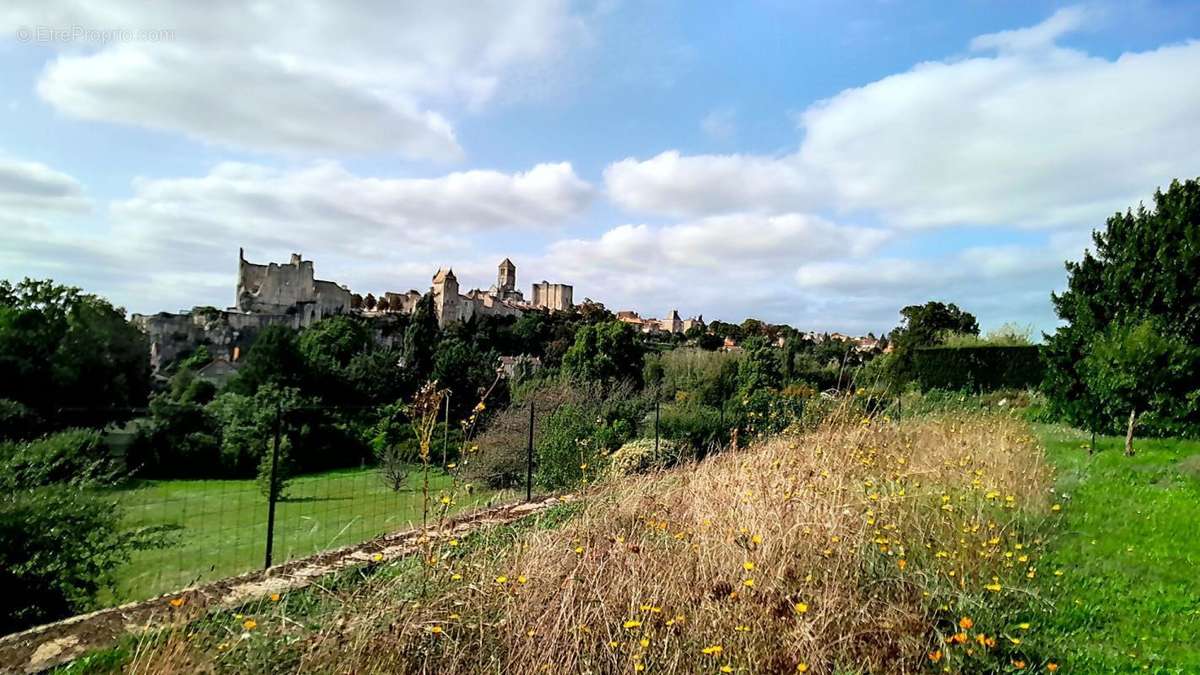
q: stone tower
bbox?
[431,268,463,327]
[497,258,516,293]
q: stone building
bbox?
[531,280,573,311]
[235,249,352,325]
[136,250,576,372]
[431,262,528,328]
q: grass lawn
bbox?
[99,466,508,604]
[1035,425,1200,673]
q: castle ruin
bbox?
[134,251,577,371]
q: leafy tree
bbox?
[298,315,373,404]
[696,332,723,351]
[208,383,306,475]
[562,320,644,387]
[0,488,151,633]
[432,337,499,417]
[370,401,417,490]
[403,293,440,380]
[1045,177,1200,439]
[885,301,979,388]
[708,320,742,342]
[227,324,305,395]
[256,435,295,499]
[736,336,782,393]
[890,301,979,351]
[1079,320,1197,454]
[0,279,149,436]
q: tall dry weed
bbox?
[283,411,1056,674]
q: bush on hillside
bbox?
[912,345,1044,392]
[656,401,727,456]
[0,428,117,488]
[605,437,685,478]
[0,487,161,634]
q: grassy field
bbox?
[55,413,1200,673]
[1032,426,1200,673]
[100,466,509,604]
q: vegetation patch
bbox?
[122,412,1060,673]
[1032,426,1200,672]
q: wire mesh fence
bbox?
[73,400,529,608]
[74,389,899,609]
[99,465,501,604]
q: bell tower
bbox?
[498,258,517,293]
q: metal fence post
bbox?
[442,392,451,468]
[526,401,535,502]
[654,399,660,455]
[264,404,281,569]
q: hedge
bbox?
[913,346,1044,392]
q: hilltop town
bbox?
[134,251,706,372]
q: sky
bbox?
[1,1,1198,336]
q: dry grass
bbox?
[132,411,1057,674]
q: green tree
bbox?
[736,336,783,393]
[403,293,440,380]
[885,301,979,388]
[1079,320,1198,454]
[562,320,644,387]
[227,324,305,395]
[0,279,149,436]
[432,336,498,417]
[1045,178,1200,439]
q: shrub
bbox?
[256,436,295,500]
[656,401,727,455]
[912,346,1044,392]
[605,437,684,477]
[0,428,116,488]
[0,398,39,441]
[648,348,742,407]
[0,487,155,633]
[536,402,604,489]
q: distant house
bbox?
[195,358,243,387]
[498,355,542,379]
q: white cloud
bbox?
[536,213,890,324]
[700,108,736,141]
[3,1,587,159]
[0,158,90,213]
[604,151,817,218]
[1,159,594,313]
[791,238,1086,332]
[605,9,1200,230]
[106,161,594,274]
[969,5,1093,54]
[550,213,885,271]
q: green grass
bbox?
[97,465,509,604]
[1034,425,1200,673]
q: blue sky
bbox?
[1,1,1198,336]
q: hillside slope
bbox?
[116,411,1063,674]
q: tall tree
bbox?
[0,279,149,435]
[403,293,440,381]
[562,320,644,387]
[1045,177,1200,441]
[227,325,305,395]
[883,301,979,387]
